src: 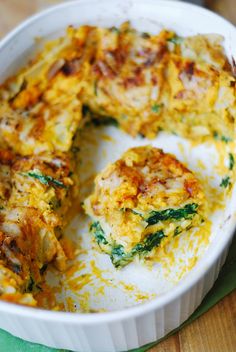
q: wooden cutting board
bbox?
[205,0,236,25]
[0,1,235,352]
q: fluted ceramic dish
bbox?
[0,1,236,351]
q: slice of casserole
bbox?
[0,148,78,304]
[84,146,207,268]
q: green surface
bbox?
[0,235,235,352]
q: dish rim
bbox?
[0,0,235,324]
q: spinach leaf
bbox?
[133,230,166,253]
[151,103,162,113]
[40,264,48,275]
[174,226,182,237]
[110,26,120,34]
[90,116,119,127]
[141,32,151,39]
[11,263,22,274]
[213,132,232,143]
[229,153,235,171]
[22,169,67,189]
[83,105,119,127]
[221,136,232,143]
[110,230,166,268]
[146,203,198,226]
[27,276,42,293]
[110,245,130,268]
[90,221,108,245]
[220,176,231,188]
[27,276,35,292]
[167,36,183,45]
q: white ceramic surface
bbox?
[0,1,235,351]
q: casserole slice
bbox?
[0,149,78,305]
[84,146,207,268]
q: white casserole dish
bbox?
[0,1,235,351]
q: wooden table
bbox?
[0,1,235,352]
